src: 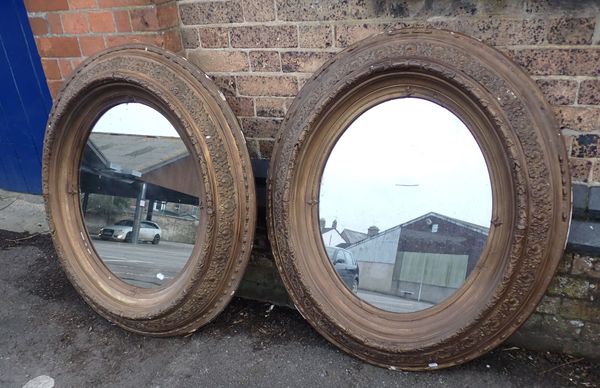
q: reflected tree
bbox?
[85,194,130,223]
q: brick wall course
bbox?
[26,0,600,360]
[299,25,332,48]
[27,0,182,97]
[198,27,229,48]
[25,0,70,12]
[237,75,297,97]
[230,26,298,48]
[188,49,249,72]
[242,0,276,22]
[68,0,98,10]
[179,1,243,25]
[249,51,281,72]
[226,96,254,117]
[535,79,578,105]
[255,97,287,118]
[170,3,600,193]
[579,80,600,105]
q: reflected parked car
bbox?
[99,219,161,244]
[325,246,359,292]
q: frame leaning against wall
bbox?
[267,28,572,370]
[43,45,256,336]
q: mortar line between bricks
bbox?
[27,4,165,17]
[36,31,180,38]
[245,96,293,100]
[209,71,323,77]
[562,129,600,136]
[179,18,403,29]
[558,104,600,109]
[593,13,600,44]
[575,81,583,106]
[177,14,597,29]
[532,76,600,81]
[186,47,339,53]
[227,24,232,49]
[177,0,595,18]
[176,0,221,4]
[498,44,600,50]
[241,111,285,119]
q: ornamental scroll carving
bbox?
[267,28,571,370]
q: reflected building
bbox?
[80,132,201,244]
[319,219,345,247]
[344,212,489,305]
[338,228,368,248]
[320,219,369,248]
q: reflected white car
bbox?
[99,219,161,244]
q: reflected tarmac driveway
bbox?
[357,289,433,313]
[92,239,193,288]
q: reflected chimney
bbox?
[332,219,338,230]
[319,218,326,231]
[367,225,379,237]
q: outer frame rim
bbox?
[43,45,256,335]
[267,28,571,370]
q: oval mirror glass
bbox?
[79,103,200,288]
[319,98,492,313]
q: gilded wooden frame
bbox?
[43,46,256,336]
[267,28,571,369]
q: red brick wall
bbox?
[26,1,600,182]
[25,0,181,98]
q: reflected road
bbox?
[92,239,193,288]
[357,289,433,313]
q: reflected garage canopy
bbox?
[79,103,201,288]
[319,98,492,313]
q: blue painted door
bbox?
[0,0,52,194]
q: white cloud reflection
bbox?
[319,98,492,233]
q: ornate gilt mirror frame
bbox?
[267,28,571,369]
[43,46,256,335]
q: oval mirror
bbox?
[268,29,571,370]
[80,103,200,288]
[44,46,255,335]
[319,98,492,313]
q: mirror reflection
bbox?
[79,103,201,288]
[319,98,492,313]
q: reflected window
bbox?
[319,98,492,313]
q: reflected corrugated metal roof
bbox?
[341,229,368,244]
[89,133,188,174]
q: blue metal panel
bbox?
[0,0,52,194]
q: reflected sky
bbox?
[93,103,179,137]
[319,98,492,233]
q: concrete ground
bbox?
[1,230,599,388]
[0,189,48,234]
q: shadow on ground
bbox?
[1,230,598,387]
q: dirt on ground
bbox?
[1,230,598,387]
